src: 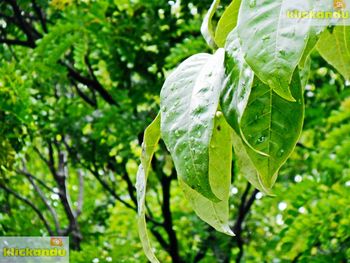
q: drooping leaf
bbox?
[317,26,350,80]
[136,114,161,263]
[300,57,311,89]
[214,0,241,48]
[299,27,323,68]
[239,72,304,190]
[220,30,272,193]
[220,29,255,144]
[231,130,273,194]
[179,111,234,236]
[237,0,312,101]
[160,49,225,201]
[201,0,220,48]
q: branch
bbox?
[232,184,258,263]
[160,171,183,263]
[6,0,40,47]
[0,182,54,235]
[71,81,97,108]
[75,169,84,217]
[24,173,61,234]
[31,0,47,33]
[64,62,118,106]
[0,38,33,47]
[17,169,54,193]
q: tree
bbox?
[0,0,349,262]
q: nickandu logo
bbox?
[3,247,66,257]
[0,237,69,263]
[334,0,346,9]
[285,0,350,26]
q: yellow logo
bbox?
[334,0,346,9]
[50,237,63,247]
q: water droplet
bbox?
[257,136,266,143]
[277,149,285,157]
[215,111,223,118]
[278,49,286,56]
[249,0,256,8]
[262,35,270,41]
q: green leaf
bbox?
[317,26,350,80]
[239,72,304,190]
[220,29,256,149]
[179,112,234,236]
[160,49,225,201]
[214,0,241,48]
[299,27,323,68]
[237,0,312,101]
[300,57,311,89]
[201,0,220,48]
[220,30,272,193]
[136,114,161,263]
[231,130,273,194]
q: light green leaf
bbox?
[179,112,234,236]
[300,57,311,89]
[299,27,322,68]
[237,0,312,101]
[160,49,225,201]
[201,0,220,48]
[239,72,304,190]
[214,0,241,47]
[136,114,161,263]
[317,26,350,80]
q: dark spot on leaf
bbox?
[217,125,221,131]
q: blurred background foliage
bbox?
[0,0,349,262]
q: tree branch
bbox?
[0,182,54,235]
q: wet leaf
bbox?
[201,0,220,48]
[161,49,225,201]
[214,0,241,47]
[179,112,234,236]
[237,0,312,101]
[239,72,304,190]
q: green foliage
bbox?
[1,0,350,262]
[137,0,350,261]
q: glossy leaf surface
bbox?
[201,0,220,48]
[239,72,304,189]
[237,0,312,101]
[160,49,225,201]
[214,0,241,47]
[179,112,234,235]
